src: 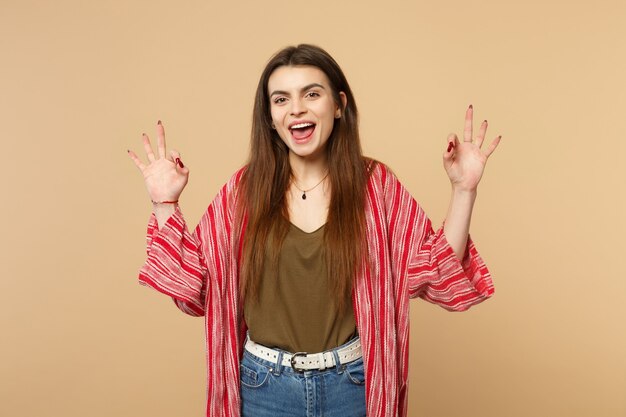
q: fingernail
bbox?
[157,120,162,125]
[176,158,184,168]
[142,133,146,137]
[447,142,453,152]
[469,104,473,110]
[484,120,488,124]
[127,149,130,153]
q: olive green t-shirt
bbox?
[243,223,357,353]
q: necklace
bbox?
[293,172,329,200]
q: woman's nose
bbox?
[290,98,306,116]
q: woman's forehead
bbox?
[267,65,331,92]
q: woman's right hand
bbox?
[127,120,189,204]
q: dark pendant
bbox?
[302,193,306,200]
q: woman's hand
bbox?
[443,105,501,191]
[127,121,189,203]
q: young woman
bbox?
[128,44,500,417]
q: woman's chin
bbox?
[288,145,326,162]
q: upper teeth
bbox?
[291,123,314,129]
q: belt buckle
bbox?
[290,352,308,373]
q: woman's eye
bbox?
[273,97,286,104]
[306,91,320,98]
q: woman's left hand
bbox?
[443,105,501,191]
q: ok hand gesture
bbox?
[443,105,501,191]
[127,121,189,204]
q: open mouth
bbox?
[289,122,316,140]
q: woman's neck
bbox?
[288,152,329,187]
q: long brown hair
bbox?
[239,44,373,315]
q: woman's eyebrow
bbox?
[270,83,326,97]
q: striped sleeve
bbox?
[407,212,494,311]
[383,167,494,312]
[139,205,208,317]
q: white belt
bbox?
[244,337,362,373]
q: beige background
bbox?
[1,0,624,416]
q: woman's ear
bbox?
[337,92,348,118]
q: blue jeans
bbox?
[239,336,366,417]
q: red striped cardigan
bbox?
[139,162,494,417]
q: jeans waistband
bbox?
[244,335,362,373]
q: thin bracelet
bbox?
[151,199,179,205]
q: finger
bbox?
[444,133,457,159]
[157,120,166,159]
[484,135,502,158]
[170,150,189,174]
[463,104,473,142]
[170,149,181,165]
[142,133,156,163]
[476,120,488,148]
[127,149,146,171]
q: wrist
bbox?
[151,199,179,205]
[451,185,478,196]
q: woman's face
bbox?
[268,65,346,162]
